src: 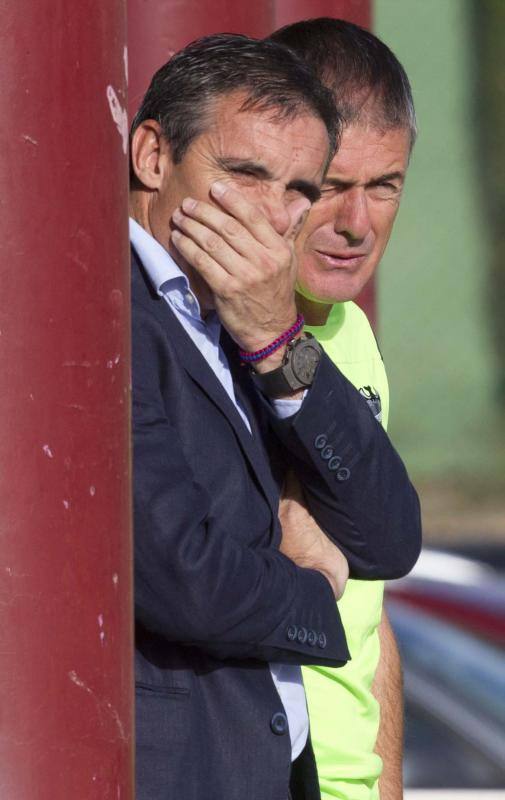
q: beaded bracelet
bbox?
[239,314,304,364]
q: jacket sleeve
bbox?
[267,352,422,580]
[133,307,350,666]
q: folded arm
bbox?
[133,308,349,667]
[268,352,422,579]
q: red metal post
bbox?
[274,0,375,325]
[0,2,133,798]
[127,0,275,118]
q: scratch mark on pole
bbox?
[68,671,128,742]
[21,134,38,146]
[106,86,128,154]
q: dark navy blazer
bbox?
[131,248,421,800]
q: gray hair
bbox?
[131,33,341,166]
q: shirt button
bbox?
[270,712,289,736]
[297,626,308,644]
[336,467,351,482]
[318,632,327,649]
[286,624,298,642]
[314,434,327,450]
[185,293,195,304]
[307,630,317,647]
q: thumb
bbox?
[285,196,311,241]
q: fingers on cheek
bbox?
[210,183,245,215]
[189,209,251,254]
[176,215,223,255]
[223,218,242,238]
[203,232,226,257]
[213,188,275,244]
[171,232,224,287]
[171,230,201,264]
[257,251,289,282]
[172,212,208,246]
[278,241,293,270]
[182,198,235,236]
[290,215,306,239]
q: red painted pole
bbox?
[0,2,133,798]
[127,0,275,118]
[274,0,375,326]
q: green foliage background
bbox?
[375,0,505,493]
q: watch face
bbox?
[292,341,322,384]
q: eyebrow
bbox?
[217,157,273,180]
[216,157,322,203]
[367,171,405,188]
[323,170,405,190]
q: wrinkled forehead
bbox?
[328,86,415,147]
[200,90,331,179]
[327,122,411,175]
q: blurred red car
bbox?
[387,599,505,789]
[386,548,505,647]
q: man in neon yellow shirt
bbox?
[272,18,417,800]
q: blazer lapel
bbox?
[220,330,266,444]
[131,249,280,517]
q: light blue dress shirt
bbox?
[130,217,308,761]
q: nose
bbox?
[334,187,371,244]
[261,195,291,236]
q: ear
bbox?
[130,120,171,190]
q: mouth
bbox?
[314,250,368,269]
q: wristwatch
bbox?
[251,333,323,397]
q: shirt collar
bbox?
[129,217,189,296]
[129,217,220,333]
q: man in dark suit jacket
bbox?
[129,34,421,800]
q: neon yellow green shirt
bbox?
[304,301,390,800]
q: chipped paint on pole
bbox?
[0,1,133,798]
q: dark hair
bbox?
[270,18,416,147]
[131,33,341,164]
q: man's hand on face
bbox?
[279,471,349,600]
[170,181,310,363]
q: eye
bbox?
[234,168,256,177]
[286,186,321,204]
[369,182,402,200]
[320,183,347,197]
[227,167,260,183]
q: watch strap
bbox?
[251,359,304,397]
[251,333,321,398]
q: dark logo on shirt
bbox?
[359,386,382,422]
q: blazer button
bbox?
[270,712,289,736]
[336,467,351,482]
[314,434,327,449]
[318,632,327,649]
[328,456,342,471]
[286,624,298,642]
[297,626,308,644]
[307,630,317,647]
[321,446,333,460]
